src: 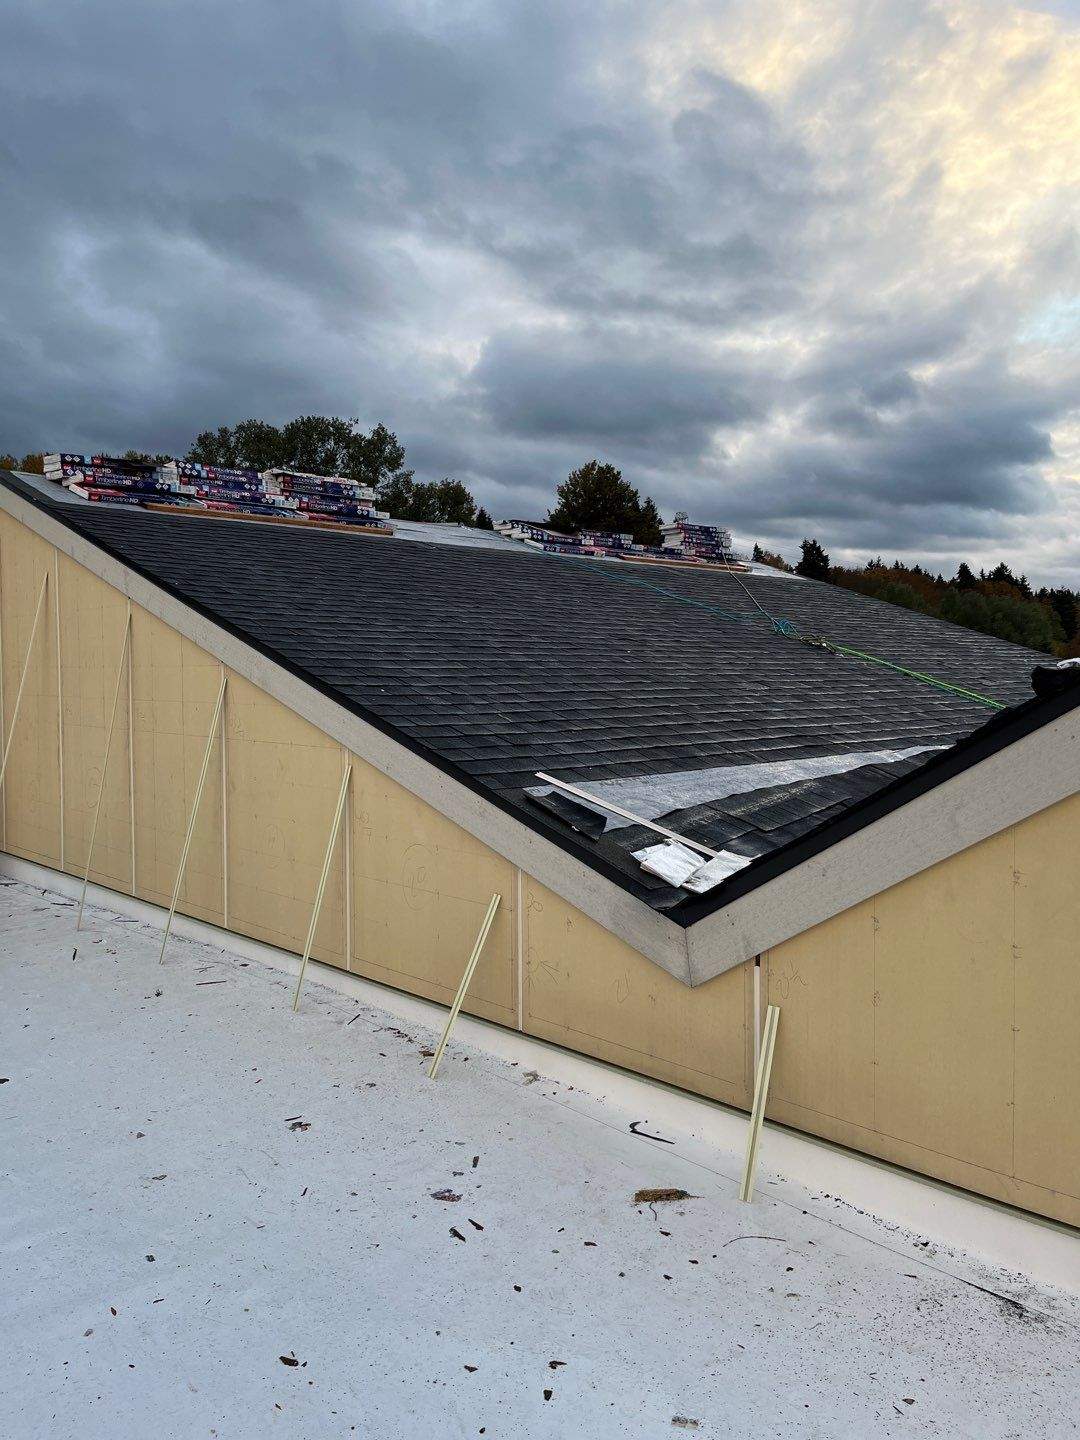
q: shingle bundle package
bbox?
[661,521,734,551]
[262,468,382,524]
[44,452,393,532]
[43,454,194,506]
[495,517,747,570]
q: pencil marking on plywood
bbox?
[401,843,436,911]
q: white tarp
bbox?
[529,745,944,831]
[631,841,753,893]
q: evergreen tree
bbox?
[795,538,831,580]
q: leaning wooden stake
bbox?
[158,671,227,965]
[292,763,352,1012]
[739,1003,780,1203]
[76,613,131,930]
[0,573,49,793]
[428,893,501,1080]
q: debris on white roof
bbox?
[2,878,1076,1439]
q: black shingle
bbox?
[4,473,1050,915]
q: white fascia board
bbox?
[0,484,691,983]
[686,702,1080,985]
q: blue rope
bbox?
[547,547,1004,708]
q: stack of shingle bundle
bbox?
[660,521,736,560]
[43,454,193,506]
[495,518,748,569]
[161,461,298,517]
[42,452,394,531]
[261,468,389,527]
[496,522,632,557]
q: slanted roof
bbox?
[2,468,1072,935]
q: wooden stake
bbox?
[292,762,352,1012]
[0,572,48,793]
[76,612,131,930]
[158,671,227,964]
[428,893,501,1080]
[739,1003,780,1203]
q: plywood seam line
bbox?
[740,1003,780,1203]
[1010,826,1017,1182]
[0,570,48,793]
[220,663,228,929]
[752,957,762,1077]
[76,610,131,930]
[292,761,352,1011]
[158,670,227,965]
[515,866,524,1032]
[766,1091,1080,1198]
[872,909,879,1132]
[125,598,135,895]
[342,746,353,971]
[53,550,64,871]
[428,892,502,1079]
[0,532,6,849]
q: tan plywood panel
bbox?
[130,608,225,926]
[1013,791,1080,1202]
[873,832,1015,1172]
[223,671,347,966]
[765,899,877,1131]
[0,513,61,866]
[765,820,1080,1228]
[521,877,751,1108]
[57,551,133,890]
[347,759,516,1024]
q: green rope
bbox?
[819,641,1006,709]
[539,544,1007,710]
[563,553,752,624]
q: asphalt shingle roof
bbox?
[3,472,1048,913]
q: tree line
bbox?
[757,538,1080,658]
[5,416,1076,655]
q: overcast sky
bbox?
[3,0,1079,584]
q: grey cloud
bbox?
[470,330,767,453]
[0,0,1077,585]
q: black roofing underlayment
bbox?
[4,470,1069,918]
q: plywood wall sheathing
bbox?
[1012,797,1080,1201]
[347,761,517,1027]
[58,551,133,893]
[0,517,61,866]
[129,612,225,928]
[224,671,347,966]
[764,798,1080,1228]
[521,877,753,1109]
[1,505,1077,1228]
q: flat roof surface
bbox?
[1,469,1050,913]
[2,878,1076,1439]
